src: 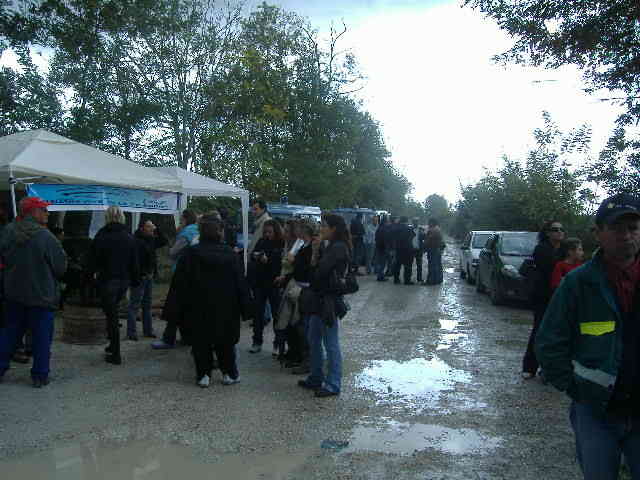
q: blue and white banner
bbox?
[26,184,179,214]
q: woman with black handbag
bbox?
[298,214,352,398]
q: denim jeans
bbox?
[127,277,153,336]
[364,243,375,274]
[0,302,55,381]
[305,313,342,393]
[253,286,281,346]
[375,249,387,280]
[426,248,443,284]
[570,401,640,480]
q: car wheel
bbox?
[467,266,475,285]
[489,274,504,305]
[476,270,486,293]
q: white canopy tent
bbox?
[0,130,181,215]
[154,166,249,268]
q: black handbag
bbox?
[329,267,359,296]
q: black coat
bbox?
[350,219,365,246]
[394,224,415,252]
[134,229,168,276]
[87,223,140,286]
[250,237,283,288]
[170,240,251,345]
[532,241,561,305]
[375,225,387,252]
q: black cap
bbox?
[595,193,640,225]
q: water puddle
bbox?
[439,319,459,331]
[355,357,471,410]
[345,420,501,456]
[0,441,310,479]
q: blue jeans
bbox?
[570,401,640,480]
[364,243,375,273]
[0,302,55,381]
[426,248,443,284]
[375,249,387,280]
[305,313,342,393]
[128,277,153,336]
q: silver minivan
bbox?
[459,231,496,284]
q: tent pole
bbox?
[9,172,17,218]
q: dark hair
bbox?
[538,220,562,243]
[558,237,582,260]
[199,215,224,242]
[400,215,409,224]
[263,219,284,245]
[253,199,267,210]
[300,221,316,238]
[428,218,439,227]
[218,207,228,220]
[322,213,353,250]
[182,209,197,225]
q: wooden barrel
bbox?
[62,305,107,345]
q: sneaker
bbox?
[291,364,310,375]
[32,378,50,389]
[315,387,339,398]
[127,334,138,342]
[198,375,210,388]
[12,352,30,364]
[151,340,175,350]
[297,379,321,391]
[222,374,240,385]
[249,344,262,354]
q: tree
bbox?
[450,112,592,238]
[424,194,451,225]
[464,0,640,123]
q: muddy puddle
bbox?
[344,419,501,456]
[0,441,311,479]
[355,357,471,411]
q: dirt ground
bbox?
[0,245,581,479]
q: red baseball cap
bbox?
[19,196,51,217]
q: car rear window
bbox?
[500,233,537,256]
[472,233,492,248]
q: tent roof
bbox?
[154,166,248,199]
[0,130,181,192]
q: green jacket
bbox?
[535,251,624,414]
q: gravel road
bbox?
[0,246,581,479]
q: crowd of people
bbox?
[349,213,445,286]
[0,197,360,399]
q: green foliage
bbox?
[424,194,451,226]
[0,0,413,212]
[450,113,595,246]
[465,0,640,205]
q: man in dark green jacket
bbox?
[0,197,67,388]
[536,193,640,480]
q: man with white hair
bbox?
[87,206,140,365]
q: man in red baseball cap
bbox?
[0,196,66,388]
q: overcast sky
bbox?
[2,0,622,204]
[247,0,622,204]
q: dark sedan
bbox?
[476,231,537,305]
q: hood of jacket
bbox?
[15,217,45,245]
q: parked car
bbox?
[476,231,537,305]
[459,231,496,284]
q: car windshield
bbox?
[500,233,537,256]
[472,234,492,249]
